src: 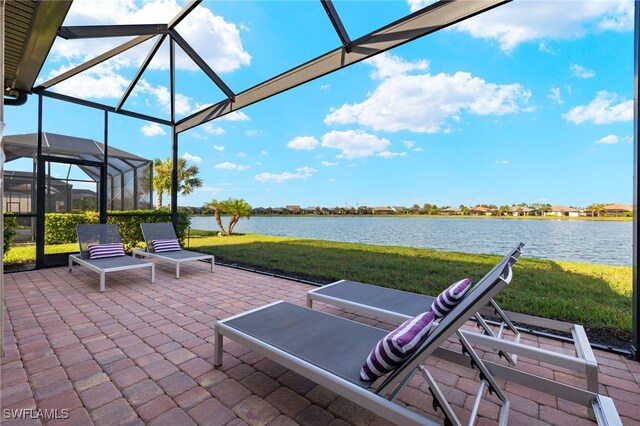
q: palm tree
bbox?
[203,199,226,234]
[220,198,252,235]
[153,158,172,209]
[152,157,203,209]
[204,198,252,235]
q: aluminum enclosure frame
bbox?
[3,0,637,360]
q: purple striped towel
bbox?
[431,278,472,318]
[360,309,436,381]
[152,239,181,253]
[88,243,125,259]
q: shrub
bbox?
[106,210,190,251]
[44,212,99,244]
[42,210,190,252]
[3,213,18,254]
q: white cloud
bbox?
[320,84,331,91]
[547,87,563,105]
[203,123,225,135]
[321,161,339,167]
[595,134,618,144]
[213,145,225,152]
[236,152,248,158]
[214,162,250,171]
[182,152,202,163]
[50,0,250,74]
[223,111,251,121]
[141,122,167,137]
[260,150,268,155]
[437,0,633,53]
[135,80,193,115]
[320,130,391,159]
[288,136,319,150]
[496,160,510,165]
[325,55,530,133]
[46,61,130,98]
[245,130,261,137]
[365,53,428,80]
[254,166,316,183]
[563,91,633,124]
[570,64,596,78]
[378,151,408,158]
[403,141,415,149]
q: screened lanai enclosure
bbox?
[3,132,152,213]
[2,132,152,260]
[1,0,639,362]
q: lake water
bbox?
[188,216,632,266]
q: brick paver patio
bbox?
[2,261,639,425]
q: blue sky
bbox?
[4,0,636,209]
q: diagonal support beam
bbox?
[116,34,167,111]
[176,0,510,134]
[58,24,167,40]
[170,30,235,101]
[35,35,155,91]
[169,0,202,29]
[321,0,351,52]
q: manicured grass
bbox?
[185,232,632,340]
[3,243,78,264]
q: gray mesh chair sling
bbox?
[214,247,620,426]
[307,245,600,394]
[69,224,155,293]
[133,223,214,279]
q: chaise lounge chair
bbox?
[69,224,155,293]
[214,245,619,425]
[132,222,214,279]
[306,243,600,394]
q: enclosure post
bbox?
[35,95,45,268]
[170,36,178,226]
[633,0,639,361]
[101,111,108,222]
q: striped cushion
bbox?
[88,243,125,259]
[360,309,436,381]
[431,278,472,318]
[152,239,181,253]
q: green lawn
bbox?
[5,233,632,342]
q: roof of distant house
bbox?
[551,205,579,212]
[604,204,632,211]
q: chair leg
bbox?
[175,263,180,279]
[151,265,156,283]
[210,257,214,273]
[214,325,224,367]
[68,257,73,272]
[100,272,105,293]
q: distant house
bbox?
[469,206,495,216]
[549,206,579,217]
[393,206,410,214]
[511,206,537,216]
[302,206,317,215]
[372,207,396,215]
[286,205,301,214]
[252,207,267,214]
[604,204,632,217]
[441,207,461,215]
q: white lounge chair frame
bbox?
[132,222,214,279]
[69,224,155,292]
[214,246,620,426]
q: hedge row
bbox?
[41,210,190,251]
[3,213,17,254]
